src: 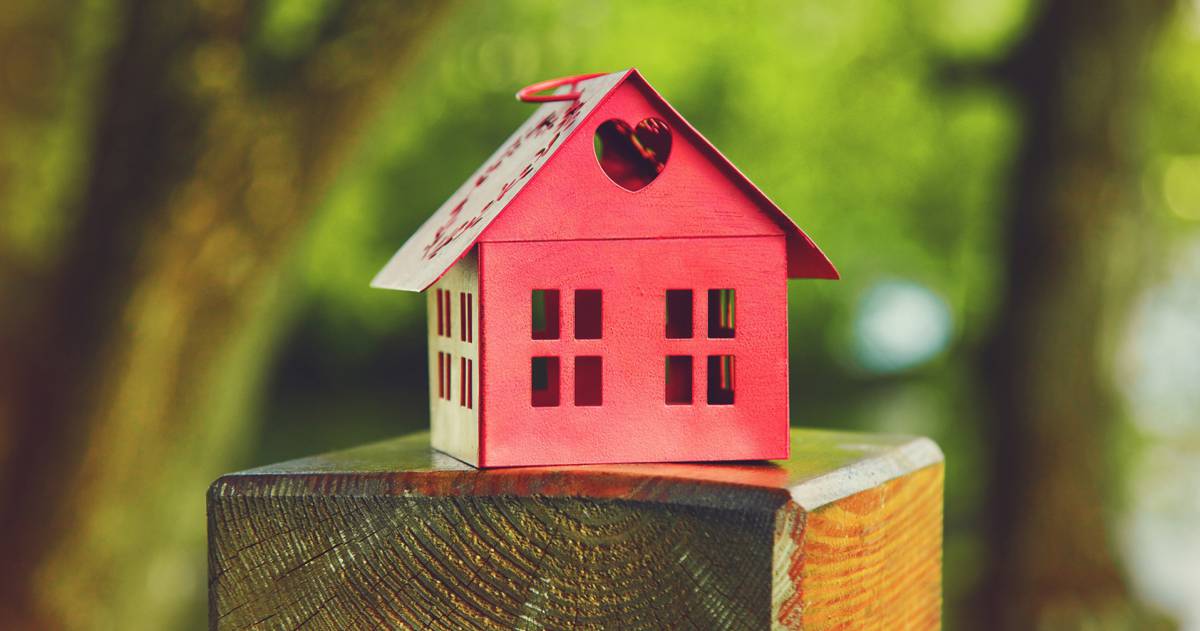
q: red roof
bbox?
[372,69,836,292]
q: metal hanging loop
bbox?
[516,73,606,103]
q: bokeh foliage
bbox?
[273,0,1200,627]
[285,3,1019,621]
[2,0,1198,628]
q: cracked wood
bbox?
[208,428,943,630]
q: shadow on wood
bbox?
[208,429,943,630]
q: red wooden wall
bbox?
[477,236,788,467]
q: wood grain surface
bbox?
[208,429,942,629]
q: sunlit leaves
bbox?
[300,0,1021,368]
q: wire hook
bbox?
[516,73,606,103]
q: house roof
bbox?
[371,69,837,292]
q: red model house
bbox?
[372,69,836,468]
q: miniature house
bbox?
[372,69,836,468]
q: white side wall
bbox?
[427,249,480,465]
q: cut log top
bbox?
[209,428,944,629]
[211,428,942,513]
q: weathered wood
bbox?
[208,429,943,630]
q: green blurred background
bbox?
[2,0,1199,629]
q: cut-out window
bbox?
[707,355,735,405]
[437,352,445,399]
[436,289,445,336]
[575,356,602,406]
[460,357,467,406]
[460,293,467,341]
[531,356,560,407]
[575,290,602,339]
[708,289,735,338]
[532,290,560,339]
[460,357,473,409]
[437,351,452,401]
[459,292,474,343]
[442,290,452,338]
[665,355,693,405]
[594,118,672,191]
[665,290,693,339]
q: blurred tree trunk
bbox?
[978,0,1174,628]
[0,1,446,628]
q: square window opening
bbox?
[438,352,452,401]
[436,290,445,336]
[665,290,693,339]
[575,290,603,339]
[466,358,474,409]
[707,355,735,405]
[460,357,467,406]
[575,356,602,406]
[467,293,474,342]
[708,289,735,338]
[459,293,467,341]
[531,356,560,407]
[532,290,560,339]
[437,352,446,399]
[665,355,693,404]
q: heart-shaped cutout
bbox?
[594,117,672,191]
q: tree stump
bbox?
[208,429,943,630]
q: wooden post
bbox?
[208,429,943,629]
